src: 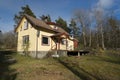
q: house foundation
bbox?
[18,50,68,58]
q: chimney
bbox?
[44,16,48,22]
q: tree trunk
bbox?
[82,27,87,48]
[96,28,100,48]
[89,29,92,47]
[97,33,99,48]
[101,25,105,50]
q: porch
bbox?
[50,50,90,57]
[50,33,74,51]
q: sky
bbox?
[0,0,120,32]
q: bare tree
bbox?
[74,10,86,48]
[2,31,17,49]
[0,30,3,49]
[74,9,92,48]
[94,10,105,50]
[88,12,94,48]
[106,15,120,49]
[89,28,92,47]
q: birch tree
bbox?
[94,10,105,50]
[74,9,91,48]
[75,10,87,47]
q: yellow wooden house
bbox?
[15,14,78,58]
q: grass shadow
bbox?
[56,58,97,80]
[57,57,112,80]
[0,50,18,80]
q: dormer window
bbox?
[24,21,28,30]
[54,26,58,30]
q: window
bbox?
[24,21,28,30]
[23,35,29,45]
[42,36,49,45]
[61,39,66,45]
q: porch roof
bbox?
[50,33,69,38]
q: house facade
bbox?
[15,14,78,58]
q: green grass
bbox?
[0,54,79,80]
[0,50,120,80]
[58,51,120,80]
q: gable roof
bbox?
[46,22,69,34]
[15,14,68,34]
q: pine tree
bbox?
[14,5,36,25]
[55,17,70,33]
[69,18,80,37]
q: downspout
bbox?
[36,30,40,58]
[66,37,67,50]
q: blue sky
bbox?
[0,0,120,32]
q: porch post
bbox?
[66,37,67,50]
[58,38,60,50]
[51,37,52,50]
[55,41,58,50]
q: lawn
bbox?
[0,52,79,80]
[0,50,120,80]
[58,51,120,80]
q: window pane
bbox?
[61,39,66,45]
[42,36,49,45]
[26,35,29,43]
[24,21,28,30]
[23,36,25,45]
[23,35,29,45]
